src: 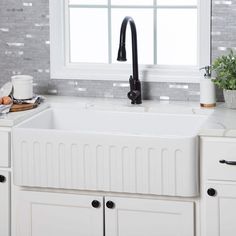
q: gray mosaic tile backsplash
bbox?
[0,0,234,101]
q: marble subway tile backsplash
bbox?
[0,0,235,101]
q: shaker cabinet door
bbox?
[203,183,236,236]
[15,191,103,236]
[105,196,194,236]
[0,171,10,236]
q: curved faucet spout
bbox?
[117,16,142,105]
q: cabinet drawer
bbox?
[202,137,236,181]
[0,131,10,167]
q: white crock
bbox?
[11,75,33,100]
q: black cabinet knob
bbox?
[0,175,6,183]
[91,200,101,208]
[106,201,115,209]
[207,188,217,197]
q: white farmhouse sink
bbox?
[13,105,210,197]
[17,107,208,137]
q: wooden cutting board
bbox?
[10,103,38,112]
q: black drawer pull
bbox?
[219,160,236,165]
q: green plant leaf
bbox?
[212,49,236,90]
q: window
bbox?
[50,0,211,82]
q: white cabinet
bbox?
[15,190,194,236]
[203,183,236,236]
[0,170,10,236]
[105,197,194,236]
[15,191,103,236]
[0,131,10,167]
[201,137,236,236]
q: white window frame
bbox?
[49,0,211,83]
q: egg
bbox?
[2,96,12,105]
[0,97,2,105]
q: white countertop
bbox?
[3,95,236,138]
[198,105,236,137]
[0,102,50,127]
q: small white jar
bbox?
[11,75,33,100]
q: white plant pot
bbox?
[223,89,236,109]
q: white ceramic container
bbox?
[11,75,33,100]
[13,105,210,197]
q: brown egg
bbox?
[0,97,2,105]
[2,96,12,105]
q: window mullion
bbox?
[156,5,197,9]
[108,0,112,64]
[154,0,157,65]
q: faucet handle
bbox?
[127,90,141,104]
[128,75,142,104]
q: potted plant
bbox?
[212,49,236,109]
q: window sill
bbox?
[51,65,202,84]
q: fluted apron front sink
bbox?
[13,106,209,197]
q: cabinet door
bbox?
[105,196,194,236]
[0,171,10,236]
[203,183,236,236]
[16,191,103,236]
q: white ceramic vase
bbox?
[223,89,236,109]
